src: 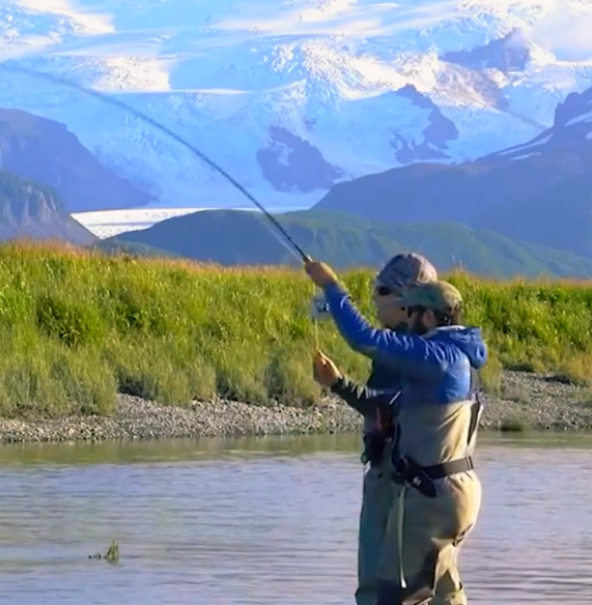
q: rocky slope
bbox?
[314,84,592,257]
[0,170,97,245]
[0,108,154,213]
[0,0,591,208]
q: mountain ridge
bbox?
[0,108,155,213]
[314,81,592,256]
[0,169,97,244]
[99,208,592,279]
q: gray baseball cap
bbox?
[375,253,438,292]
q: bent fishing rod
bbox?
[0,62,309,262]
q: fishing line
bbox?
[0,62,309,262]
[0,62,322,347]
[312,284,321,350]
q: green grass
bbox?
[2,240,592,419]
[499,416,528,433]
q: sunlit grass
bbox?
[1,239,591,418]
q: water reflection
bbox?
[0,433,590,604]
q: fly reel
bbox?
[310,292,331,321]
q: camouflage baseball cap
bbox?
[375,253,438,291]
[395,281,463,313]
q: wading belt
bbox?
[390,369,483,499]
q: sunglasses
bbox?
[375,285,394,297]
[407,305,425,317]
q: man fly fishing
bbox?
[311,253,438,605]
[305,260,487,605]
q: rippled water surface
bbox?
[0,433,591,604]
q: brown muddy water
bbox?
[0,433,590,604]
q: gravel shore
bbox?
[0,371,591,444]
[480,370,592,431]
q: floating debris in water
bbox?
[88,540,120,563]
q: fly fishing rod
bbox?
[0,62,333,328]
[0,61,309,262]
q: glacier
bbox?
[2,0,592,215]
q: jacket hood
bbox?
[429,326,487,369]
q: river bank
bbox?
[1,370,591,443]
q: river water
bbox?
[0,433,590,605]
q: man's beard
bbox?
[410,316,429,335]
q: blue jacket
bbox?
[323,283,488,407]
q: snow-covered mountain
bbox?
[1,0,592,209]
[314,83,592,256]
[483,85,592,161]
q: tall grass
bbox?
[0,240,591,418]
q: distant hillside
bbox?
[0,170,96,245]
[101,209,592,279]
[0,108,154,213]
[313,86,592,258]
[94,239,181,259]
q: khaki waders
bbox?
[356,460,395,605]
[375,400,482,605]
[356,406,398,605]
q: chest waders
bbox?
[388,371,483,602]
[356,391,402,605]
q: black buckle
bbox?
[392,456,437,498]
